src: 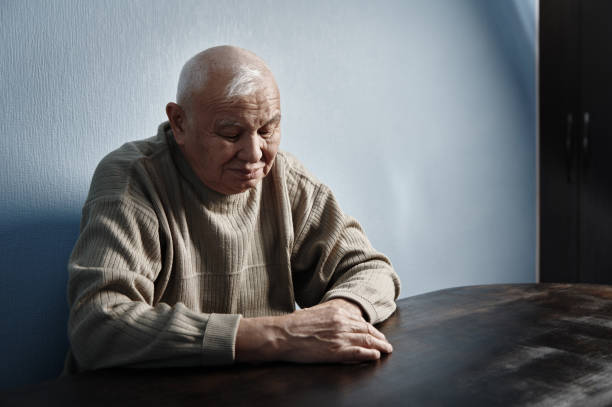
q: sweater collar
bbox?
[160,122,257,206]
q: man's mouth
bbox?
[231,167,263,179]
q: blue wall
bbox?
[0,0,537,390]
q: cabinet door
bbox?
[540,0,580,282]
[578,0,612,283]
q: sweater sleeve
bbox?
[290,184,401,324]
[66,197,241,371]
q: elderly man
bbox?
[65,45,400,372]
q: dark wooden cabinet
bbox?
[540,0,612,283]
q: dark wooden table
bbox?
[4,284,612,406]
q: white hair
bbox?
[176,55,264,105]
[224,65,263,98]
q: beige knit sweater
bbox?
[65,122,400,372]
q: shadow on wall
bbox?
[477,0,536,102]
[0,215,80,390]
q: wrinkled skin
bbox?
[236,299,393,364]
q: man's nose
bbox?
[237,133,263,163]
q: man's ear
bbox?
[166,102,187,145]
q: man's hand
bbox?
[235,299,393,364]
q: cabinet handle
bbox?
[566,113,574,183]
[582,112,590,175]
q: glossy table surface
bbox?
[3,283,612,406]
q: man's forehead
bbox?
[214,111,281,128]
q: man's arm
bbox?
[67,197,241,371]
[290,183,401,323]
[234,178,400,364]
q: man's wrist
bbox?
[235,316,283,362]
[325,298,365,319]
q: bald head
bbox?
[176,45,278,109]
[166,46,282,195]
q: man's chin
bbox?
[230,178,262,194]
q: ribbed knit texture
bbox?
[65,122,401,373]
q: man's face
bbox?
[176,83,281,195]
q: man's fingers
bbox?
[366,323,387,341]
[354,333,393,354]
[336,308,387,342]
[340,346,381,362]
[347,321,388,343]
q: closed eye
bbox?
[258,129,273,137]
[217,133,240,141]
[258,124,279,138]
[258,114,281,138]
